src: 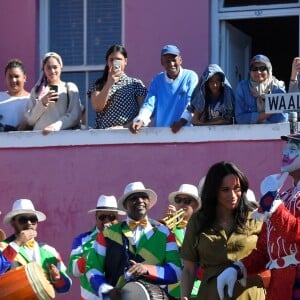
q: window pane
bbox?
[87,0,122,65]
[50,0,84,65]
[224,0,298,6]
[62,71,102,128]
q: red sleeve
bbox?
[242,224,269,275]
[269,204,300,243]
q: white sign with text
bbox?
[265,92,300,113]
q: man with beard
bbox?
[217,133,300,300]
[0,199,71,294]
[85,181,182,300]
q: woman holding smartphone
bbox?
[88,44,147,129]
[25,52,82,135]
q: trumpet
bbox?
[159,208,186,231]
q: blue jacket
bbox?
[235,79,288,124]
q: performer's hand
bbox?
[217,267,238,300]
[259,191,279,213]
[48,264,61,281]
[15,229,37,246]
[260,172,289,195]
[127,260,148,278]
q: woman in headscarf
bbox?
[190,64,234,125]
[25,52,82,135]
[235,54,288,124]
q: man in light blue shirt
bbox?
[130,45,198,133]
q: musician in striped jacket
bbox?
[68,195,126,300]
[85,181,182,300]
[0,199,71,294]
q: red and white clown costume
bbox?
[217,133,300,300]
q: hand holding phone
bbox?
[113,59,121,71]
[48,85,58,102]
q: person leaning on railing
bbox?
[289,56,300,93]
[0,59,30,132]
[235,54,288,124]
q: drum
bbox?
[121,280,169,300]
[0,262,55,300]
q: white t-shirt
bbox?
[0,91,30,127]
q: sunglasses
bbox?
[98,214,116,222]
[174,196,193,205]
[16,215,38,225]
[126,193,149,202]
[250,66,267,72]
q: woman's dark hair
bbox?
[197,161,257,233]
[5,59,26,75]
[94,44,127,91]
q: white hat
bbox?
[118,182,157,211]
[3,199,46,225]
[168,184,200,207]
[88,195,126,215]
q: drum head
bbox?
[26,262,55,300]
[121,281,151,300]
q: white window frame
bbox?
[211,0,300,64]
[39,0,125,73]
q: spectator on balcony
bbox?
[130,44,198,134]
[0,59,30,131]
[88,44,147,129]
[25,52,82,135]
[235,54,288,124]
[190,64,234,126]
[289,56,300,93]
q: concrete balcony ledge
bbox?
[0,122,291,148]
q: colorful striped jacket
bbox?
[85,220,182,297]
[68,227,101,299]
[1,236,71,293]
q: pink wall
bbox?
[124,0,210,86]
[0,137,286,298]
[0,0,38,91]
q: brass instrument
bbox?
[159,208,186,231]
[0,228,6,241]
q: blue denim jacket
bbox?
[235,79,288,124]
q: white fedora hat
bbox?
[88,195,126,215]
[168,184,200,207]
[3,199,46,225]
[118,182,157,211]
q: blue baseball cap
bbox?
[161,45,180,56]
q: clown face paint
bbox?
[281,140,300,173]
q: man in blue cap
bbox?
[130,44,198,133]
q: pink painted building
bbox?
[0,1,298,298]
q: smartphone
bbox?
[49,85,58,102]
[113,59,121,70]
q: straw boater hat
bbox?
[118,182,157,211]
[88,195,125,215]
[168,184,201,208]
[3,199,46,225]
